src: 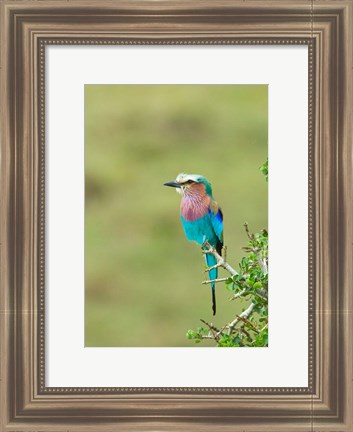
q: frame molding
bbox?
[1,1,352,431]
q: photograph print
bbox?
[85,85,268,347]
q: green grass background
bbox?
[85,85,268,347]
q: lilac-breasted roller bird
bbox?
[164,173,223,315]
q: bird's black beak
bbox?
[163,181,181,188]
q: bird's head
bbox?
[164,173,213,197]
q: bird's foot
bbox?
[201,241,213,254]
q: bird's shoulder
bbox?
[209,200,223,221]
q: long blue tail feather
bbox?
[205,253,217,315]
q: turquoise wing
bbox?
[209,201,223,254]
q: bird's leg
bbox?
[201,238,209,248]
[201,240,213,254]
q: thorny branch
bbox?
[193,226,268,346]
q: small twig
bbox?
[199,319,230,340]
[235,315,260,334]
[198,316,259,342]
[244,222,255,241]
[216,324,229,338]
[230,288,248,300]
[260,323,268,333]
[239,324,251,339]
[200,319,221,342]
[204,262,222,272]
[202,277,228,285]
[200,319,219,333]
[254,289,268,301]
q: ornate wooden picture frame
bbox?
[1,1,352,430]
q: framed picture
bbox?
[1,1,352,431]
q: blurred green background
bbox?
[85,85,268,347]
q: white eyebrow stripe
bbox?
[176,173,202,183]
